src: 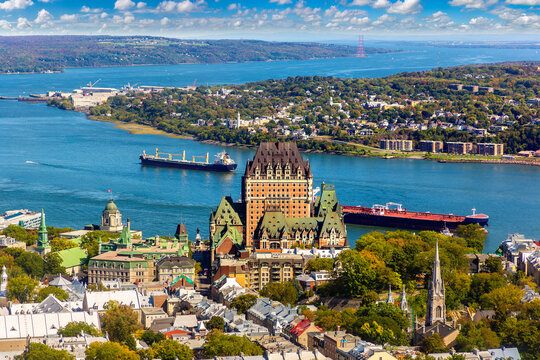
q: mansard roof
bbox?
[257,209,289,239]
[313,183,341,218]
[244,142,312,178]
[212,197,244,226]
[319,212,346,236]
[212,224,243,249]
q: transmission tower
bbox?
[357,35,366,58]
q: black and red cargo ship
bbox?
[342,202,488,231]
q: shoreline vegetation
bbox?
[0,35,397,74]
[45,61,539,167]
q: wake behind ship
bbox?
[140,148,237,172]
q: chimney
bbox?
[337,325,340,332]
[127,218,131,232]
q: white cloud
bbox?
[136,1,146,8]
[160,16,170,25]
[37,0,50,2]
[114,0,135,11]
[60,14,77,21]
[387,0,422,14]
[350,0,370,5]
[81,6,104,13]
[100,12,108,18]
[469,16,492,24]
[449,0,497,9]
[0,19,11,29]
[505,0,540,4]
[0,0,33,11]
[372,0,391,8]
[156,0,203,12]
[34,9,52,23]
[227,3,237,10]
[269,0,292,4]
[372,13,395,24]
[16,16,31,28]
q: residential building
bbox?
[248,253,307,291]
[252,334,300,353]
[285,318,322,349]
[247,297,299,332]
[380,139,413,151]
[0,235,25,250]
[82,289,151,319]
[475,143,504,156]
[499,233,539,267]
[28,335,108,360]
[525,251,540,287]
[141,307,168,329]
[419,140,444,153]
[445,142,473,154]
[308,331,361,360]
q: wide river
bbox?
[1,43,539,252]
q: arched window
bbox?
[270,242,280,249]
[436,306,442,318]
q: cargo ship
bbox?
[139,148,237,172]
[342,202,488,231]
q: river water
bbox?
[1,43,539,252]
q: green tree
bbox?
[230,294,257,314]
[100,301,142,346]
[305,258,334,272]
[35,286,69,302]
[85,341,139,360]
[81,231,118,258]
[260,281,299,305]
[203,331,264,357]
[420,333,447,354]
[358,321,394,345]
[484,256,503,273]
[139,329,166,346]
[57,321,101,337]
[15,251,44,278]
[50,237,78,252]
[455,224,486,253]
[151,339,193,360]
[2,225,31,244]
[7,274,38,303]
[480,285,523,318]
[15,342,74,360]
[43,252,66,276]
[206,316,225,331]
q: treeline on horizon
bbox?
[0,35,396,73]
[74,62,540,154]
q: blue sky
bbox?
[0,0,538,40]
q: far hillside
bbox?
[0,36,395,74]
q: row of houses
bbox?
[380,139,505,156]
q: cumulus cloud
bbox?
[372,13,395,24]
[156,0,203,12]
[449,0,497,9]
[160,16,170,25]
[114,0,135,11]
[0,19,11,29]
[350,0,370,5]
[372,0,391,8]
[60,14,77,21]
[387,0,422,14]
[137,2,146,8]
[100,12,108,19]
[34,9,52,23]
[227,3,238,10]
[0,0,33,11]
[81,6,104,13]
[505,0,540,4]
[269,0,292,4]
[17,16,31,28]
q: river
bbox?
[1,42,539,252]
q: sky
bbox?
[0,0,538,41]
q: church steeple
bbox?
[426,240,446,326]
[400,286,409,313]
[385,285,394,304]
[37,208,50,252]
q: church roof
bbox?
[244,142,312,178]
[49,275,72,287]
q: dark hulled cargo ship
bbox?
[140,148,237,172]
[342,203,488,231]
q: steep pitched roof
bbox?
[257,209,289,239]
[213,197,243,226]
[244,142,312,178]
[313,184,341,218]
[319,212,346,237]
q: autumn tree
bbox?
[16,342,74,360]
[58,321,101,337]
[203,331,263,357]
[7,274,38,303]
[35,286,69,302]
[100,301,142,347]
[85,341,139,360]
[231,294,257,314]
[151,339,193,360]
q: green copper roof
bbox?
[172,274,194,286]
[314,183,341,218]
[104,200,118,212]
[257,209,289,239]
[37,208,49,249]
[213,197,243,226]
[58,247,87,268]
[212,224,243,249]
[117,226,132,246]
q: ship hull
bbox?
[140,156,237,172]
[343,209,488,231]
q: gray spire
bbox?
[386,285,393,304]
[426,239,446,326]
[400,286,408,313]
